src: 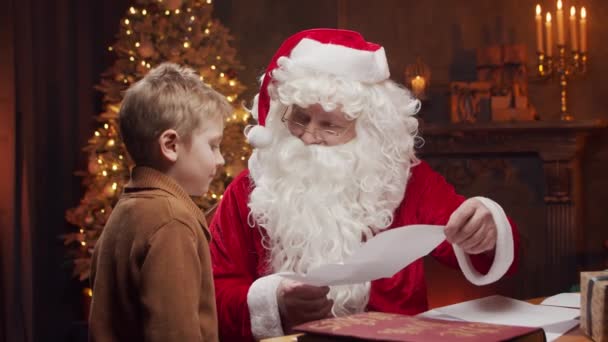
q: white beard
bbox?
[248,126,412,317]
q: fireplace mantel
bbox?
[418,119,607,293]
[419,120,607,159]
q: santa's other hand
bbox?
[444,198,497,255]
[276,279,333,333]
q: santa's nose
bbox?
[300,130,323,145]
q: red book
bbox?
[294,312,546,342]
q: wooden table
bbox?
[261,297,591,342]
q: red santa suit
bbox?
[209,161,519,341]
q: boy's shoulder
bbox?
[111,188,201,239]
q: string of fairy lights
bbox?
[65,0,252,284]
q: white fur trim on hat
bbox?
[290,38,390,83]
[245,125,273,148]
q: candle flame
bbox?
[581,7,586,19]
[570,6,576,17]
[557,0,562,10]
[536,4,542,15]
[546,12,552,22]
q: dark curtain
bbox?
[3,1,129,341]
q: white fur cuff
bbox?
[247,274,285,339]
[453,196,515,286]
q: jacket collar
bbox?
[125,166,208,231]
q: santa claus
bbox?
[209,28,519,341]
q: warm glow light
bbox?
[229,80,236,86]
[124,19,130,25]
[126,30,131,35]
[97,158,102,164]
[107,139,115,146]
[546,12,552,22]
[129,7,137,14]
[570,6,576,17]
[581,7,586,19]
[79,229,85,234]
[112,182,118,190]
[175,9,180,14]
[107,46,113,51]
[536,4,541,15]
[165,10,170,15]
[557,0,562,10]
[183,42,190,48]
[112,164,118,171]
[129,56,135,62]
[135,42,140,47]
[216,55,221,60]
[102,170,108,177]
[190,16,195,21]
[103,123,109,129]
[204,28,210,34]
[81,241,86,246]
[207,0,212,3]
[84,288,93,297]
[211,65,216,70]
[94,131,100,136]
[142,9,147,15]
[220,72,225,77]
[119,155,124,160]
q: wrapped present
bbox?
[491,95,534,121]
[581,270,608,342]
[450,81,492,123]
[476,44,529,98]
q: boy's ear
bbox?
[158,129,179,162]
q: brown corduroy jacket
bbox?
[89,166,218,342]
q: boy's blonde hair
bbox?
[119,62,232,165]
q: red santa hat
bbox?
[246,28,391,148]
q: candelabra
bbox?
[535,3,588,121]
[536,47,587,121]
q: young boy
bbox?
[89,62,231,342]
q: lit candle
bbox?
[580,7,587,53]
[556,0,565,45]
[546,12,553,57]
[411,75,426,98]
[536,5,544,53]
[570,6,578,51]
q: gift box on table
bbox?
[581,270,608,342]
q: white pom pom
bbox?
[245,125,273,148]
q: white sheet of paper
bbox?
[543,319,580,342]
[418,308,579,342]
[280,225,445,286]
[540,292,581,308]
[435,295,580,328]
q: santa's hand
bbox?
[276,279,333,333]
[445,198,497,255]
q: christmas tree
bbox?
[64,0,251,281]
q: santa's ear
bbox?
[158,129,179,162]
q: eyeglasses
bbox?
[281,107,354,140]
